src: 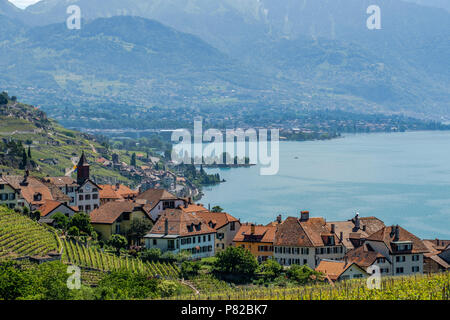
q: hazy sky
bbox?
[8,0,41,9]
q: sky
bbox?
[8,0,41,9]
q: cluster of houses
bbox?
[0,153,449,282]
[96,152,198,198]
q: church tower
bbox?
[77,152,90,185]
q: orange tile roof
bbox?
[366,225,429,254]
[180,204,209,214]
[99,184,138,200]
[233,223,276,243]
[37,200,77,217]
[191,210,239,231]
[149,209,216,237]
[3,175,55,205]
[315,260,367,281]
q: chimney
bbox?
[184,201,188,209]
[331,224,335,234]
[208,203,211,211]
[354,212,360,230]
[164,218,169,235]
[115,183,120,191]
[300,211,309,221]
[251,224,255,235]
[394,225,400,241]
[436,238,440,246]
[344,256,348,267]
[362,225,366,232]
[276,215,282,224]
[340,231,343,243]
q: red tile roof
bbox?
[274,216,340,247]
[90,200,148,224]
[345,243,388,268]
[136,188,183,212]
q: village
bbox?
[0,152,448,284]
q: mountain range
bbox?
[1,0,449,127]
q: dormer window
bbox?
[33,193,42,202]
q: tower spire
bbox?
[77,151,90,184]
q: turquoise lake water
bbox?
[201,131,450,239]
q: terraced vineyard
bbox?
[170,272,450,300]
[0,207,59,261]
[61,239,180,279]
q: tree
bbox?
[70,212,93,235]
[130,153,136,167]
[258,258,283,280]
[0,262,31,300]
[109,234,128,255]
[0,92,8,105]
[211,206,223,213]
[52,212,69,230]
[27,146,32,159]
[126,218,153,245]
[214,246,258,276]
[20,149,27,170]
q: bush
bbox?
[286,265,320,284]
[180,261,201,279]
[67,226,80,237]
[139,248,161,262]
[97,269,160,300]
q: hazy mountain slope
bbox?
[0,15,278,112]
[1,0,448,120]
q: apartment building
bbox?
[273,211,345,268]
[144,209,216,259]
[364,225,428,276]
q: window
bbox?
[303,259,307,265]
[396,267,404,274]
[115,224,120,234]
[153,239,157,245]
[412,266,420,273]
[396,256,406,263]
[0,184,4,190]
[79,195,84,201]
[9,193,15,200]
[85,205,91,211]
[85,194,91,200]
[92,188,98,192]
[230,222,235,231]
[79,206,83,211]
[208,234,211,242]
[93,194,98,200]
[79,189,83,193]
[123,212,130,221]
[94,204,98,209]
[412,255,420,261]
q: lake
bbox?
[201,131,450,239]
